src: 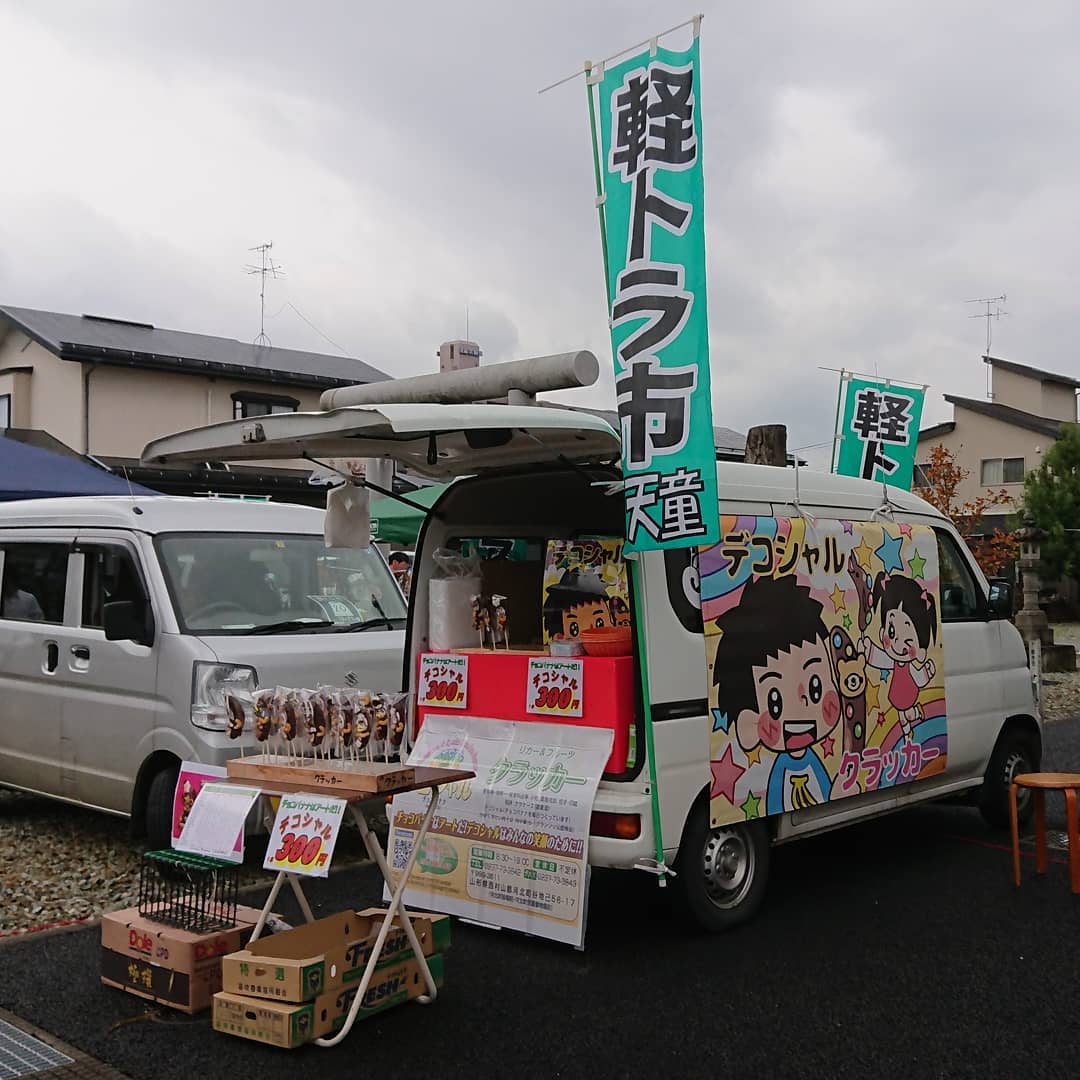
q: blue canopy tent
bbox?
[0,434,157,500]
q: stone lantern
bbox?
[1012,513,1075,673]
[1013,515,1050,648]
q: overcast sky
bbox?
[1,0,1078,464]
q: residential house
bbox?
[0,305,388,502]
[916,355,1079,532]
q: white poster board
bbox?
[175,782,260,863]
[386,715,612,948]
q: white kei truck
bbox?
[140,351,1038,930]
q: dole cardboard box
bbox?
[100,903,267,1015]
[221,907,450,1003]
[214,953,445,1049]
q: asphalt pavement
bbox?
[2,719,1079,1080]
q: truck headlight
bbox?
[191,662,258,731]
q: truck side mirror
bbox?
[987,579,1013,620]
[104,599,155,646]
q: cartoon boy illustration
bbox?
[712,575,842,814]
[543,569,612,640]
[861,571,937,739]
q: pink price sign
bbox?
[526,657,584,718]
[418,653,469,709]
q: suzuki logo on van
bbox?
[344,671,359,687]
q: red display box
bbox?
[416,650,636,774]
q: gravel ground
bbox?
[3,626,1078,936]
[1042,621,1080,722]
[0,791,378,936]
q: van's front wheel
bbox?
[145,763,180,851]
[674,803,770,932]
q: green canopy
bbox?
[370,483,447,546]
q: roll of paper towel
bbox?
[429,576,481,650]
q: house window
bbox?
[232,392,300,420]
[980,457,1025,485]
[0,394,10,428]
[913,462,930,488]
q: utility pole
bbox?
[243,242,285,347]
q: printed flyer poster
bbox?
[386,715,613,948]
[702,517,947,827]
[171,761,242,855]
[542,538,630,645]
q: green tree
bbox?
[1023,423,1080,581]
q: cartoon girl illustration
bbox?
[861,572,937,739]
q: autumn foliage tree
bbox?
[913,444,1019,577]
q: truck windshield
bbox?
[156,532,407,635]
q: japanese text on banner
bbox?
[834,376,926,490]
[594,34,719,551]
[386,715,612,948]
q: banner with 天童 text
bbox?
[594,31,719,551]
[834,376,926,490]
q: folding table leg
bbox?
[288,874,316,923]
[315,788,442,1048]
[1065,788,1080,895]
[248,871,288,943]
[1010,782,1021,887]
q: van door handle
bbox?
[44,642,59,673]
[70,645,91,672]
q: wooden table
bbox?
[223,764,474,1046]
[1009,772,1080,894]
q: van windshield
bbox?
[156,533,407,635]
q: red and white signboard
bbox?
[526,657,584,718]
[419,653,469,709]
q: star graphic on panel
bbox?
[875,531,905,573]
[821,735,836,758]
[710,745,746,805]
[853,536,875,570]
[907,550,927,579]
[745,744,763,766]
[899,522,913,539]
[876,710,887,727]
[712,708,731,733]
[864,677,881,713]
[879,668,891,681]
[830,585,847,613]
[740,790,762,820]
[842,612,853,630]
[841,520,854,535]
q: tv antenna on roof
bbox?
[967,293,1007,357]
[243,242,285,347]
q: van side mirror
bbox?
[987,579,1013,620]
[104,600,155,645]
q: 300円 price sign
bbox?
[264,792,347,878]
[419,653,469,709]
[526,657,584,718]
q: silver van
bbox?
[0,496,405,846]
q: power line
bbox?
[286,302,353,357]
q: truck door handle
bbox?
[44,642,59,673]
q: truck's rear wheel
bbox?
[145,763,180,851]
[979,727,1040,829]
[674,802,770,931]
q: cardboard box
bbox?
[221,907,451,1003]
[100,904,266,1015]
[213,953,445,1048]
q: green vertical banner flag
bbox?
[834,376,926,490]
[594,33,719,552]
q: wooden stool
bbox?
[1009,772,1080,894]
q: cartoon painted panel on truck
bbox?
[702,517,947,828]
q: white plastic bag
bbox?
[429,547,481,650]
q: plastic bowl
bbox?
[578,625,633,657]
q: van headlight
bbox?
[191,662,258,731]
